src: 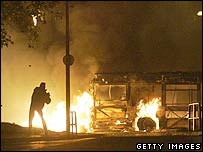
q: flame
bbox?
[21,92,94,133]
[134,97,161,131]
[32,15,37,26]
[22,102,66,132]
[71,92,94,133]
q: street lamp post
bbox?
[66,1,70,134]
[64,1,74,134]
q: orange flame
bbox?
[22,91,94,133]
[70,92,94,133]
[134,97,161,131]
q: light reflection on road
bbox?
[2,137,96,151]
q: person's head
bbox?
[40,82,46,89]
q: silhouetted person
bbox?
[29,82,51,135]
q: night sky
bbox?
[1,1,202,125]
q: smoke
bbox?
[1,1,99,124]
[1,27,54,124]
[69,1,201,72]
[138,1,202,72]
[1,1,201,125]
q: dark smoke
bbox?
[70,1,201,73]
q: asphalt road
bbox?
[1,132,202,151]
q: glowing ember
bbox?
[115,120,126,125]
[21,92,94,133]
[134,97,161,131]
[32,15,37,26]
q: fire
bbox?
[21,91,94,133]
[22,102,66,132]
[71,92,94,133]
[134,97,161,131]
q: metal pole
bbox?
[66,1,70,134]
[197,82,201,131]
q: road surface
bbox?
[1,131,202,151]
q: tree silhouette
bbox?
[1,1,60,48]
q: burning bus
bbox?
[90,72,202,132]
[21,71,201,133]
